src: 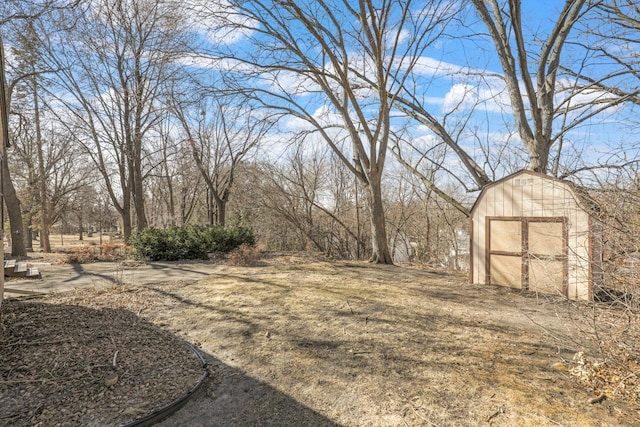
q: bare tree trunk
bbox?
[1,38,11,308]
[133,166,147,230]
[161,142,176,226]
[0,36,25,259]
[367,177,392,264]
[122,196,132,239]
[113,186,132,239]
[131,130,147,230]
[25,218,33,252]
[207,188,214,225]
[216,198,226,227]
[77,211,83,240]
[126,134,147,232]
[33,77,51,252]
[2,153,26,256]
[471,0,589,175]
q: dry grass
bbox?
[4,234,127,264]
[225,244,262,266]
[58,242,131,264]
[38,233,117,250]
[15,234,131,264]
[4,253,636,425]
[140,256,637,426]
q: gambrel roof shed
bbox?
[469,170,602,301]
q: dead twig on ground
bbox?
[542,414,564,425]
[588,393,607,404]
[406,402,438,427]
[486,407,505,423]
[112,350,119,369]
[345,299,354,314]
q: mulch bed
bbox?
[0,295,204,427]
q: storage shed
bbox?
[470,170,601,301]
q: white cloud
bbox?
[259,69,322,97]
[179,0,257,46]
[411,56,470,78]
[442,83,477,112]
[555,78,625,119]
[174,53,256,74]
[437,77,510,114]
[283,104,345,132]
[387,29,411,47]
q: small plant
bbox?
[226,244,261,266]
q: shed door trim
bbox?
[486,216,568,295]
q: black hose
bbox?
[121,343,208,427]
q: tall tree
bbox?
[469,0,633,175]
[259,146,366,258]
[563,1,640,107]
[146,120,203,227]
[9,21,54,252]
[202,0,457,263]
[0,37,9,305]
[0,34,29,257]
[554,0,640,181]
[0,0,81,304]
[171,93,271,226]
[383,0,640,211]
[40,0,188,237]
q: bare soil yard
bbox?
[2,252,638,426]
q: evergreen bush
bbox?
[129,225,255,261]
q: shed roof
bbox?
[469,169,595,217]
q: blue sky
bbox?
[5,0,636,189]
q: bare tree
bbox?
[0,0,81,304]
[387,82,493,198]
[384,149,469,266]
[10,115,94,243]
[170,92,270,226]
[39,0,188,237]
[376,0,640,223]
[145,117,205,227]
[549,0,640,179]
[0,35,29,257]
[260,151,326,252]
[562,1,640,108]
[7,21,56,251]
[256,145,365,257]
[469,0,637,175]
[201,0,458,263]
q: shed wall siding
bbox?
[471,171,593,301]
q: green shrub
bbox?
[129,225,255,261]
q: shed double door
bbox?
[487,217,567,295]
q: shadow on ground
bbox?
[159,352,339,427]
[0,298,338,427]
[4,261,224,296]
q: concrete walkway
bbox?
[4,261,223,296]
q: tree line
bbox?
[0,0,638,267]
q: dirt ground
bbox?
[2,252,639,426]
